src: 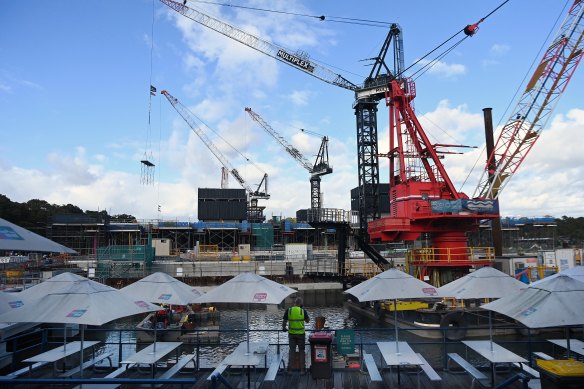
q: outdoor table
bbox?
[23,340,100,375]
[377,341,423,386]
[547,339,584,357]
[462,340,527,387]
[221,341,268,389]
[120,341,182,378]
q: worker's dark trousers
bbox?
[287,333,306,371]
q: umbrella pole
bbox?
[80,324,85,379]
[394,299,400,355]
[246,303,250,354]
[566,327,571,359]
[63,323,67,352]
[489,311,494,352]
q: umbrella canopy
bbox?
[0,217,76,254]
[18,272,88,299]
[530,265,584,287]
[344,268,439,302]
[0,291,24,315]
[0,272,159,326]
[193,272,296,305]
[0,272,159,378]
[482,274,584,328]
[437,266,526,300]
[344,268,438,353]
[120,272,204,306]
[193,272,296,356]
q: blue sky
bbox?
[1,0,583,221]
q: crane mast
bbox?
[245,107,332,209]
[161,90,269,221]
[475,0,584,199]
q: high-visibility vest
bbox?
[287,306,305,335]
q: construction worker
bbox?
[282,297,310,374]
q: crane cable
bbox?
[189,0,393,28]
[459,0,571,192]
[399,0,510,81]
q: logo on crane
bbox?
[276,49,315,73]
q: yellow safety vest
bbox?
[287,306,305,335]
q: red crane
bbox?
[369,1,584,285]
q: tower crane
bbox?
[161,90,270,223]
[368,0,583,285]
[474,1,584,200]
[159,0,404,237]
[244,107,332,211]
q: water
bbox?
[89,299,573,369]
[90,301,397,367]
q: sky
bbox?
[1,0,583,222]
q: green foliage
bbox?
[0,194,137,230]
[556,216,584,246]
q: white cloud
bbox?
[490,44,510,56]
[415,59,466,78]
[287,90,311,106]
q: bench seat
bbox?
[59,352,113,378]
[5,361,49,379]
[72,363,135,389]
[447,353,489,389]
[260,354,284,388]
[533,352,554,361]
[416,352,441,387]
[155,354,196,387]
[207,363,228,381]
[363,353,382,382]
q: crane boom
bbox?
[244,107,314,172]
[161,0,403,237]
[475,0,584,199]
[159,0,357,92]
[244,107,332,210]
[161,90,269,200]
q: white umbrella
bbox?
[0,217,76,254]
[482,274,584,328]
[193,272,296,352]
[0,291,24,315]
[530,265,584,286]
[120,272,204,306]
[344,268,438,353]
[437,266,526,299]
[437,266,526,350]
[483,274,584,356]
[0,272,159,377]
[120,272,205,352]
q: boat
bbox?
[136,305,220,344]
[344,298,524,340]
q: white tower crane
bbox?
[245,107,332,210]
[161,90,269,222]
